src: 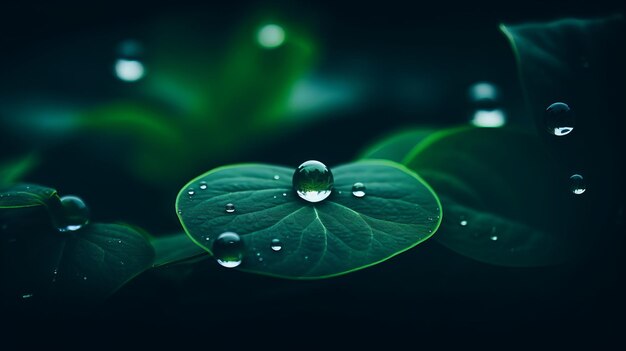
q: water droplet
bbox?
[213,232,243,268]
[351,182,366,198]
[273,195,277,199]
[114,39,146,82]
[292,160,333,203]
[304,255,309,260]
[117,240,122,244]
[460,220,468,227]
[273,175,280,180]
[257,24,285,49]
[199,182,208,190]
[471,109,506,128]
[282,193,287,197]
[468,81,499,109]
[490,236,498,241]
[258,257,264,262]
[545,102,574,136]
[569,174,586,195]
[83,276,88,280]
[56,196,90,232]
[225,203,236,213]
[270,238,282,252]
[177,209,182,215]
[188,189,195,196]
[21,293,33,299]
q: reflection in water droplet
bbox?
[273,175,280,180]
[213,232,243,268]
[460,220,468,226]
[569,174,586,194]
[545,102,574,136]
[352,182,366,198]
[270,238,283,252]
[292,160,333,203]
[56,196,90,232]
[257,24,285,49]
[188,189,195,196]
[114,39,145,82]
[225,203,236,213]
[199,182,208,190]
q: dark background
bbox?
[1,0,625,348]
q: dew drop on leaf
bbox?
[351,182,366,198]
[188,189,195,196]
[569,174,586,194]
[270,238,282,252]
[545,102,574,136]
[199,182,208,190]
[56,195,90,232]
[460,220,468,227]
[225,203,236,213]
[292,160,334,203]
[273,175,280,180]
[213,232,243,268]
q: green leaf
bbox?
[359,127,436,162]
[151,232,208,267]
[1,221,155,303]
[176,160,442,279]
[405,127,581,267]
[0,183,58,209]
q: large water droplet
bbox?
[56,195,90,232]
[270,238,282,252]
[545,102,574,136]
[352,182,366,198]
[225,203,236,213]
[292,160,333,203]
[213,232,244,268]
[569,174,586,194]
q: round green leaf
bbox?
[176,160,442,279]
[0,183,58,209]
[405,127,582,267]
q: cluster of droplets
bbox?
[203,160,374,269]
[543,102,587,195]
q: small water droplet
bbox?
[292,160,334,203]
[225,203,236,213]
[569,174,586,194]
[83,276,88,280]
[56,196,90,232]
[273,195,277,199]
[188,189,195,196]
[545,102,574,136]
[21,293,33,299]
[118,240,122,244]
[460,220,468,226]
[352,182,366,198]
[270,238,282,252]
[304,255,309,260]
[199,182,208,190]
[273,175,280,180]
[258,257,264,262]
[120,261,125,265]
[213,232,243,268]
[114,40,146,82]
[490,236,498,241]
[282,193,287,197]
